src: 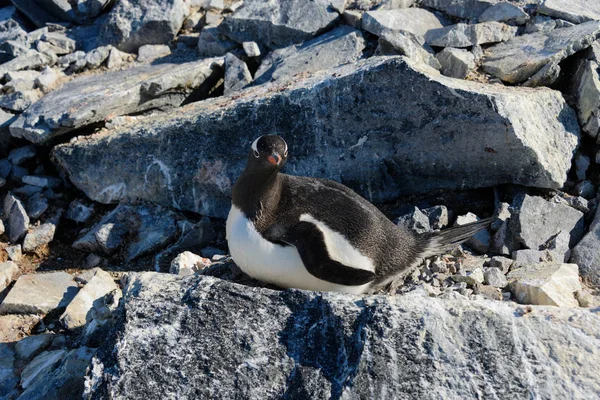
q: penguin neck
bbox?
[232,166,282,231]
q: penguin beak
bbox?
[267,153,281,166]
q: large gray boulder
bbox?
[483,21,600,83]
[84,273,600,399]
[254,26,366,85]
[570,206,600,287]
[539,0,600,25]
[99,0,188,52]
[219,0,343,49]
[52,56,580,220]
[10,58,224,144]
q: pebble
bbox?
[8,146,36,165]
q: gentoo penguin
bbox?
[226,135,490,294]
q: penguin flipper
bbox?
[281,221,376,286]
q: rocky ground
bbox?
[0,0,599,398]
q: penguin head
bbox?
[248,135,288,170]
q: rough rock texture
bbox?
[539,0,600,25]
[0,272,78,315]
[420,0,498,20]
[570,207,600,287]
[15,333,54,360]
[85,273,600,399]
[169,251,210,275]
[99,0,188,52]
[11,58,224,144]
[483,21,600,83]
[572,59,600,139]
[0,261,18,292]
[219,0,342,49]
[23,222,56,252]
[478,2,529,25]
[375,29,441,70]
[508,263,581,307]
[436,47,475,78]
[223,52,252,95]
[254,26,365,85]
[52,56,580,219]
[425,22,517,47]
[362,8,447,37]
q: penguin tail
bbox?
[418,217,493,258]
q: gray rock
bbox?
[483,266,507,287]
[508,194,584,255]
[57,50,85,68]
[137,44,171,63]
[539,0,600,25]
[154,218,216,271]
[436,47,475,79]
[23,222,56,252]
[570,207,600,287]
[0,158,10,178]
[0,342,17,397]
[0,271,78,314]
[34,66,60,92]
[60,268,119,330]
[21,349,67,389]
[478,2,529,25]
[507,263,581,307]
[169,251,210,276]
[5,245,22,262]
[362,8,447,37]
[99,0,188,53]
[554,193,589,213]
[13,185,43,198]
[52,57,580,219]
[6,193,29,243]
[10,164,27,181]
[242,41,260,57]
[40,32,76,55]
[219,0,342,49]
[224,52,252,95]
[66,199,94,223]
[255,26,365,85]
[375,29,441,70]
[106,47,130,70]
[197,25,238,57]
[512,249,553,265]
[8,145,35,164]
[573,60,600,139]
[425,22,517,48]
[84,45,111,69]
[11,57,224,144]
[420,0,498,20]
[394,207,431,234]
[3,77,36,93]
[27,192,49,219]
[575,180,595,199]
[15,333,54,360]
[456,212,490,254]
[22,175,61,188]
[483,21,600,84]
[521,60,562,88]
[0,261,18,292]
[81,289,121,347]
[84,272,600,398]
[422,205,449,230]
[0,50,55,76]
[0,89,41,112]
[488,255,512,273]
[5,70,41,82]
[452,267,485,285]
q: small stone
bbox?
[502,291,511,301]
[85,45,111,69]
[23,222,56,252]
[395,207,431,234]
[13,185,42,198]
[479,2,529,25]
[27,192,49,219]
[178,33,200,47]
[137,44,171,62]
[4,78,36,94]
[362,8,447,38]
[436,48,476,79]
[575,290,593,308]
[0,50,55,76]
[204,11,223,26]
[425,22,517,48]
[343,10,362,29]
[574,180,595,199]
[106,47,130,70]
[170,251,211,276]
[484,267,508,288]
[0,159,12,178]
[0,261,19,292]
[574,153,590,181]
[41,32,76,55]
[0,272,78,314]
[224,52,252,95]
[452,267,484,285]
[57,51,86,67]
[34,66,60,92]
[478,285,503,300]
[60,268,119,330]
[84,254,104,269]
[0,90,40,112]
[242,41,260,57]
[538,0,600,25]
[488,256,512,274]
[21,175,61,188]
[197,25,238,57]
[6,194,29,243]
[183,10,205,31]
[15,334,54,360]
[431,260,448,273]
[375,29,441,70]
[512,249,553,265]
[422,205,449,230]
[66,199,94,223]
[507,263,581,307]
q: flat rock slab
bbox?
[254,26,366,85]
[420,0,498,20]
[10,58,224,144]
[508,263,581,307]
[0,272,79,315]
[84,273,600,399]
[362,8,448,37]
[52,56,580,219]
[219,0,342,49]
[483,20,600,83]
[539,0,600,24]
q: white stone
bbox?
[242,41,260,57]
[507,263,581,307]
[170,251,210,276]
[137,44,171,63]
[362,8,447,37]
[0,261,18,292]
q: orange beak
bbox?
[267,153,281,165]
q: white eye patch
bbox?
[251,136,262,153]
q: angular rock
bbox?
[15,333,54,360]
[0,271,78,314]
[394,207,431,234]
[483,267,506,287]
[571,59,600,139]
[6,194,29,243]
[99,0,188,53]
[27,192,49,219]
[66,199,94,223]
[422,205,449,230]
[52,56,580,219]
[219,0,342,49]
[60,268,119,330]
[106,47,130,70]
[22,175,61,188]
[0,343,17,398]
[3,77,36,93]
[197,25,238,57]
[539,0,600,25]
[137,44,171,63]
[512,249,553,265]
[521,60,561,88]
[242,41,260,57]
[478,2,529,25]
[488,255,512,273]
[570,207,600,287]
[0,50,55,76]
[425,22,517,48]
[5,244,22,262]
[81,290,121,347]
[11,57,224,144]
[34,66,60,92]
[483,21,600,84]
[169,251,210,276]
[420,0,498,20]
[574,180,595,199]
[508,263,581,307]
[154,218,216,271]
[436,47,475,79]
[23,222,56,252]
[84,45,111,69]
[375,29,441,70]
[456,212,490,254]
[21,349,67,389]
[0,261,18,292]
[0,90,41,112]
[8,145,35,164]
[84,273,600,398]
[224,52,252,95]
[41,32,76,55]
[362,8,447,37]
[255,26,365,85]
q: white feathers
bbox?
[299,214,375,273]
[226,206,371,294]
[251,136,262,153]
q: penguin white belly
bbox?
[226,206,371,295]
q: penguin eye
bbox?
[253,149,260,158]
[284,149,288,157]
